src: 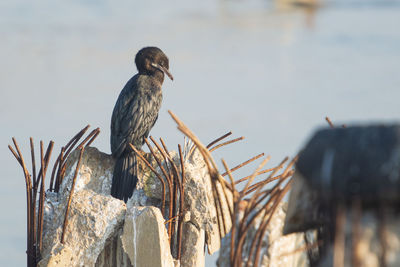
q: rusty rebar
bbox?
[325,116,334,128]
[54,126,90,192]
[159,138,171,158]
[77,127,100,149]
[256,181,292,266]
[206,131,232,149]
[34,142,53,192]
[53,149,65,192]
[235,171,290,267]
[245,191,281,267]
[29,138,40,264]
[10,138,33,266]
[222,159,238,265]
[240,156,271,199]
[85,129,100,148]
[351,197,361,267]
[30,138,37,189]
[167,111,299,265]
[217,178,230,235]
[186,138,198,159]
[168,111,236,239]
[157,139,184,203]
[144,138,171,215]
[156,139,185,257]
[49,147,63,192]
[63,125,90,160]
[250,189,273,210]
[245,156,296,241]
[241,170,294,196]
[246,175,285,215]
[37,141,53,253]
[221,153,264,177]
[171,180,178,253]
[164,215,180,224]
[333,203,346,267]
[234,167,278,185]
[209,136,245,152]
[235,187,281,267]
[149,138,175,247]
[211,164,234,237]
[149,138,174,240]
[66,125,90,147]
[8,144,21,165]
[150,136,177,247]
[244,157,290,216]
[212,181,225,240]
[150,137,172,180]
[61,147,84,244]
[12,138,31,180]
[253,180,293,267]
[165,148,184,252]
[176,144,185,261]
[168,111,220,175]
[129,144,167,217]
[58,125,91,178]
[37,141,45,251]
[29,139,38,263]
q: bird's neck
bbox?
[139,70,164,85]
[153,70,165,84]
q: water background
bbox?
[1,0,400,265]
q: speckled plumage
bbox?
[110,47,172,202]
[111,75,163,156]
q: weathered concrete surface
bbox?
[95,231,132,267]
[39,147,127,267]
[182,149,232,256]
[121,204,174,267]
[60,147,115,196]
[39,146,231,267]
[180,222,205,267]
[217,202,309,267]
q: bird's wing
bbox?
[125,86,162,145]
[111,76,140,156]
[111,76,162,157]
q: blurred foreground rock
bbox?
[38,146,231,267]
[285,125,400,267]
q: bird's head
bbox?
[135,47,174,81]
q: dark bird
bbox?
[110,47,173,202]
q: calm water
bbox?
[1,0,400,265]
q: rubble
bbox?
[38,146,230,267]
[38,147,126,267]
[121,204,174,267]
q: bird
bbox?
[110,47,173,202]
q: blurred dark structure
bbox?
[284,125,400,267]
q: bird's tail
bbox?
[111,152,138,202]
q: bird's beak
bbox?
[151,63,174,81]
